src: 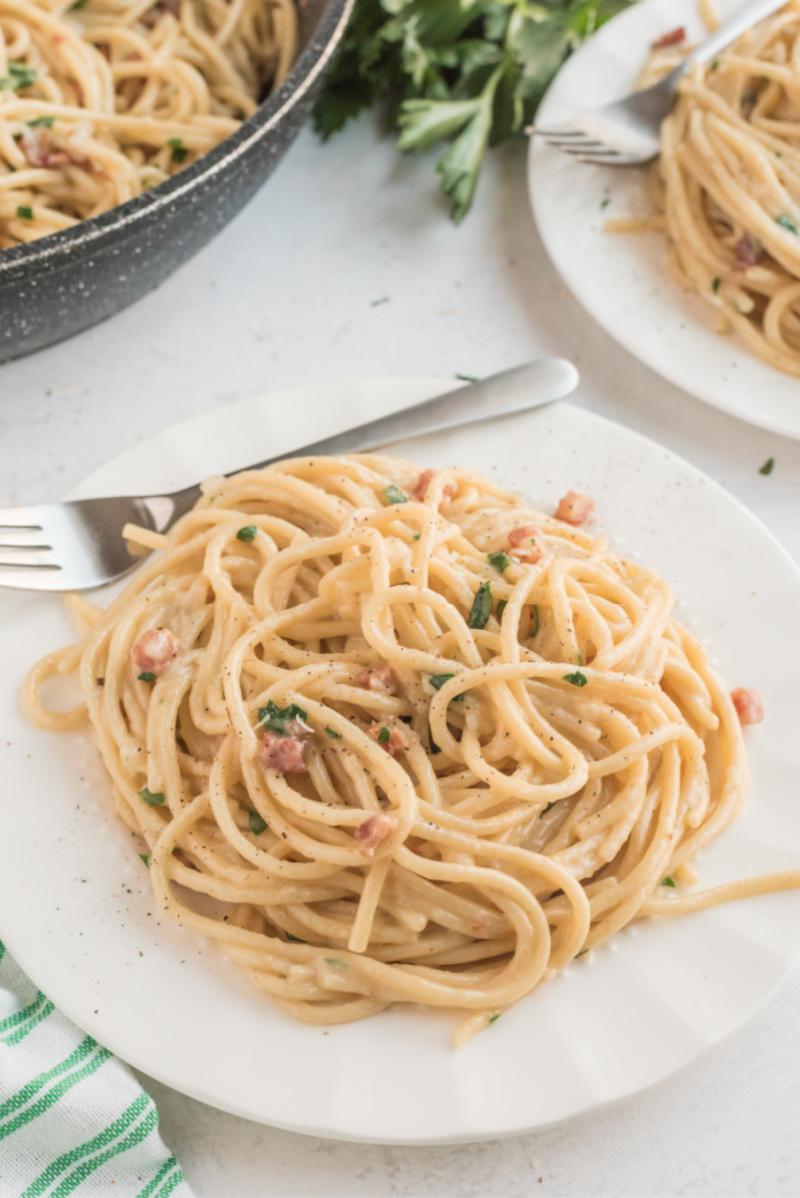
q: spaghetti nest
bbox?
[0,0,297,248]
[25,455,750,1044]
[627,3,800,374]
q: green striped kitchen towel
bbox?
[0,939,192,1197]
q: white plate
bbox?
[2,378,800,1145]
[529,0,800,441]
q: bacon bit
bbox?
[19,126,89,169]
[132,628,182,676]
[260,730,308,772]
[354,812,397,858]
[19,126,69,169]
[554,491,595,526]
[355,664,398,694]
[652,26,686,48]
[735,235,766,270]
[367,722,407,756]
[412,469,457,503]
[730,687,764,726]
[508,523,544,564]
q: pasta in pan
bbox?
[608,2,800,375]
[24,455,796,1045]
[0,0,297,248]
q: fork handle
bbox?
[153,358,579,530]
[685,0,787,66]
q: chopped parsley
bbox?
[249,810,268,835]
[370,296,390,306]
[530,604,540,638]
[382,484,408,505]
[138,671,156,683]
[759,457,775,475]
[488,1012,501,1024]
[467,580,492,629]
[712,277,721,294]
[236,525,257,542]
[710,58,719,70]
[487,550,511,573]
[562,670,587,688]
[257,699,308,735]
[377,725,391,745]
[16,206,33,221]
[71,0,87,8]
[413,533,421,541]
[776,214,798,234]
[167,136,187,164]
[541,801,557,816]
[496,599,507,621]
[325,726,342,739]
[1,64,38,91]
[661,876,676,888]
[323,957,347,968]
[138,787,165,806]
[455,373,478,383]
[27,115,54,128]
[138,853,151,867]
[428,673,464,701]
[575,948,589,958]
[600,197,610,209]
[285,932,306,943]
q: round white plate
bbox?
[529,0,800,441]
[2,379,800,1144]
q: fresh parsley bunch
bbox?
[313,0,634,222]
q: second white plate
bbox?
[529,0,800,440]
[1,378,799,1143]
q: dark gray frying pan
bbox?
[0,0,353,365]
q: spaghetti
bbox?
[0,0,297,248]
[608,2,800,375]
[23,454,790,1045]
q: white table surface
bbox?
[2,117,799,1198]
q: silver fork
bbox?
[0,358,579,593]
[531,0,786,165]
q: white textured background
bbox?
[1,117,799,1196]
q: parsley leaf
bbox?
[16,206,33,220]
[313,0,635,222]
[249,810,268,835]
[382,484,408,505]
[562,670,587,687]
[759,457,775,475]
[28,115,54,128]
[138,671,156,683]
[776,214,798,234]
[377,725,391,744]
[661,876,676,888]
[257,700,308,736]
[285,932,306,943]
[138,787,165,806]
[167,136,187,164]
[428,673,464,700]
[1,64,37,91]
[325,726,342,739]
[487,550,510,573]
[236,525,258,542]
[496,599,507,621]
[139,853,151,867]
[467,580,492,629]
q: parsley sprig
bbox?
[314,0,634,222]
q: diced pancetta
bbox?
[652,26,686,48]
[355,665,398,694]
[554,490,595,526]
[354,812,397,857]
[367,722,407,756]
[735,235,765,269]
[508,523,544,564]
[260,730,308,772]
[413,469,457,503]
[730,687,764,726]
[132,628,182,676]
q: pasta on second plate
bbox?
[24,454,792,1045]
[608,2,800,376]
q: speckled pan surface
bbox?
[1,378,799,1144]
[0,0,352,364]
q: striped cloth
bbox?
[0,940,192,1198]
